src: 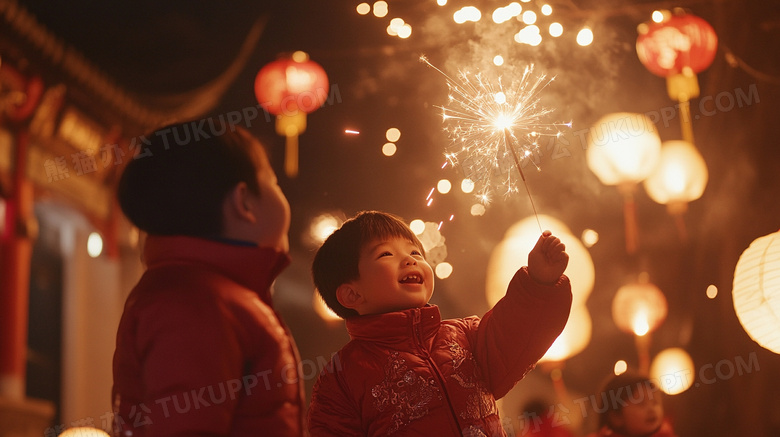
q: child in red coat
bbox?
[308,211,573,436]
[113,118,303,436]
[586,372,678,437]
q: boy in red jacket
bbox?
[308,211,572,436]
[112,118,304,436]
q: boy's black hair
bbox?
[595,372,660,429]
[312,210,425,319]
[117,118,263,237]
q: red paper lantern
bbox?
[254,52,329,177]
[636,11,718,78]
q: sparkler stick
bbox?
[421,55,568,233]
[503,128,543,233]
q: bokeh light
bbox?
[305,213,342,247]
[397,24,412,38]
[437,179,452,194]
[453,6,481,24]
[581,228,599,247]
[87,232,103,258]
[410,219,426,235]
[385,127,401,142]
[492,3,521,24]
[614,360,628,375]
[706,284,718,299]
[541,4,553,15]
[470,203,486,216]
[382,142,397,156]
[549,22,563,37]
[515,25,542,45]
[461,178,475,193]
[521,10,537,24]
[493,55,504,66]
[652,10,670,23]
[373,1,388,18]
[356,3,370,15]
[650,348,695,395]
[435,262,453,279]
[576,27,594,46]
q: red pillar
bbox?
[0,129,35,399]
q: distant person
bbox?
[112,118,304,436]
[307,210,572,436]
[586,372,677,437]
[517,399,576,437]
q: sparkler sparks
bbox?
[422,55,570,229]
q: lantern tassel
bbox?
[276,112,307,178]
[284,134,298,178]
[619,184,639,254]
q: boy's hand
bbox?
[528,230,569,285]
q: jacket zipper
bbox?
[412,309,463,436]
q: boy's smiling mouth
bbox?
[399,274,423,284]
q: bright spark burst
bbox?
[421,55,570,202]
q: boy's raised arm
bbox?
[469,231,573,399]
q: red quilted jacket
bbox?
[112,235,304,436]
[308,267,572,437]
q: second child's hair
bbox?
[312,211,425,319]
[117,118,264,237]
[594,372,660,429]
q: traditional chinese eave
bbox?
[0,0,266,137]
[0,0,266,229]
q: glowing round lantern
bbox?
[255,51,329,177]
[612,276,668,336]
[732,230,780,354]
[587,112,661,253]
[644,140,708,209]
[486,214,594,308]
[487,215,594,362]
[644,140,708,240]
[539,305,592,363]
[636,10,717,142]
[650,347,695,395]
[636,11,718,79]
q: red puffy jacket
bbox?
[112,235,305,436]
[308,267,572,436]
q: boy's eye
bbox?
[411,250,422,256]
[379,251,392,257]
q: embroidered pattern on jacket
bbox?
[448,343,498,421]
[463,425,489,437]
[371,351,442,435]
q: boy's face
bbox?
[612,385,663,437]
[346,236,434,315]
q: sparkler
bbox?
[421,55,570,232]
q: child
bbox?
[587,372,677,437]
[308,211,572,436]
[112,118,304,436]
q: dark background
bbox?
[16,0,780,435]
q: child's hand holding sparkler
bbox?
[527,231,569,285]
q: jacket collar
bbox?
[346,305,442,345]
[142,235,290,305]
